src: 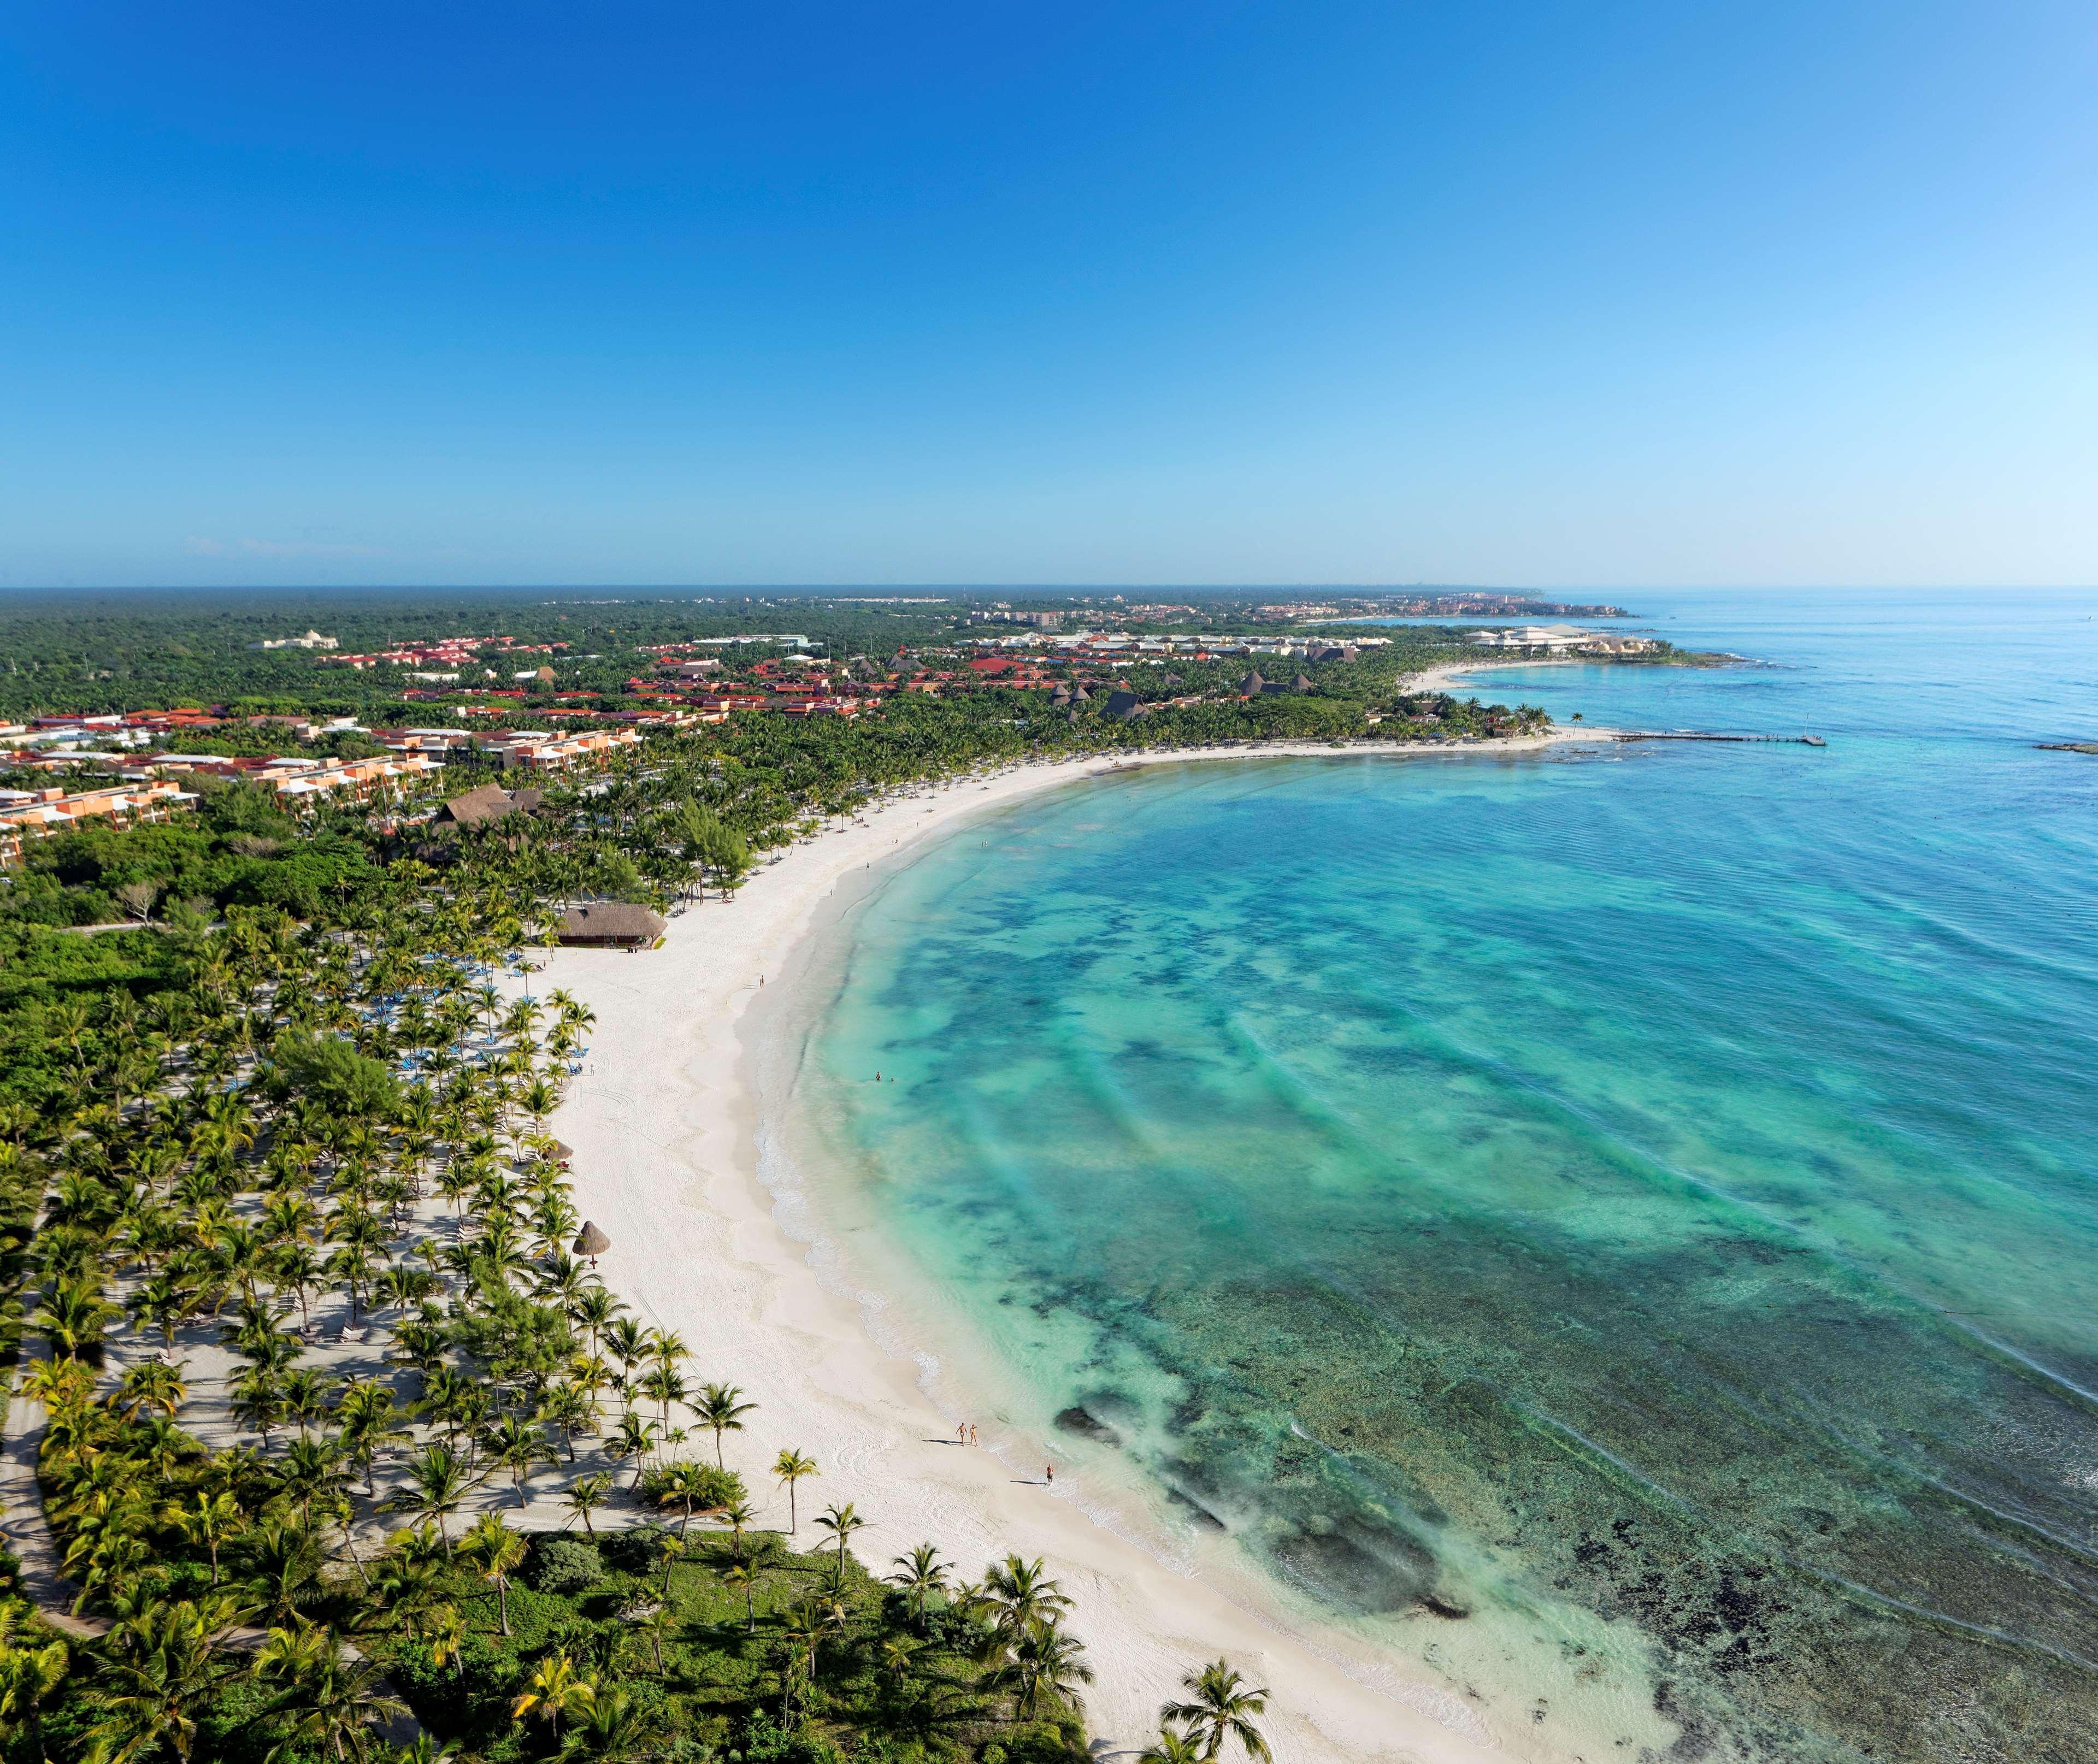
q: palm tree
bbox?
[485,1414,552,1507]
[169,1491,244,1585]
[602,1317,648,1393]
[36,1279,118,1359]
[622,1598,673,1673]
[333,1381,410,1497]
[720,1559,758,1633]
[655,1534,686,1598]
[0,1608,68,1764]
[570,1286,624,1363]
[653,1463,712,1537]
[771,1448,818,1533]
[374,1261,439,1318]
[125,1276,195,1353]
[459,1512,527,1638]
[608,1411,658,1490]
[511,1651,593,1742]
[82,1597,236,1764]
[1162,1660,1273,1763]
[693,1382,755,1468]
[777,1601,829,1703]
[115,1360,188,1422]
[887,1544,948,1633]
[717,1498,755,1564]
[1009,1621,1093,1720]
[279,1369,341,1444]
[327,1240,378,1327]
[984,1554,1072,1644]
[644,1327,688,1373]
[390,1444,469,1555]
[268,1243,328,1328]
[17,1356,97,1417]
[563,1473,613,1537]
[556,1683,651,1762]
[426,1606,466,1683]
[813,1501,864,1571]
[245,1520,326,1626]
[538,1381,597,1464]
[518,1077,559,1140]
[276,1438,346,1531]
[1139,1728,1209,1764]
[254,1621,407,1764]
[372,1541,443,1630]
[634,1366,686,1433]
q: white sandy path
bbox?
[534,736,1606,1764]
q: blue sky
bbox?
[2,2,2093,588]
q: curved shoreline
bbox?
[537,735,1611,1763]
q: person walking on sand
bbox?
[957,1421,967,1444]
[1045,1463,1054,1486]
[969,1423,977,1446]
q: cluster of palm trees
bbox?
[8,866,720,1755]
[0,731,1289,1762]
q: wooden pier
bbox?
[1616,731,1826,747]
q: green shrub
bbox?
[1005,1724,1080,1763]
[264,1028,400,1119]
[740,1714,844,1763]
[603,1521,676,1574]
[638,1460,747,1514]
[527,1534,603,1594]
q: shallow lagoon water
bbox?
[786,591,2098,1761]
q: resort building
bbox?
[1466,624,1658,655]
[250,629,340,650]
[145,751,444,808]
[555,901,666,947]
[473,727,643,770]
[0,778,197,867]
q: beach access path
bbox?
[524,732,1605,1764]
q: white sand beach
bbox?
[1404,657,1588,697]
[532,734,1611,1763]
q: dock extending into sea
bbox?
[1616,730,1826,746]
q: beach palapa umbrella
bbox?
[574,1221,611,1265]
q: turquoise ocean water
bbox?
[774,591,2098,1762]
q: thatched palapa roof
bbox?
[556,902,667,946]
[435,783,546,827]
[574,1221,610,1258]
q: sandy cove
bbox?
[532,733,1610,1764]
[1404,657,1591,697]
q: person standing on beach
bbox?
[969,1423,977,1446]
[1045,1464,1054,1485]
[957,1421,967,1444]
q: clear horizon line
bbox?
[4,581,2095,597]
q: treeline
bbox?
[0,588,1484,721]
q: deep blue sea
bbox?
[783,590,2098,1762]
